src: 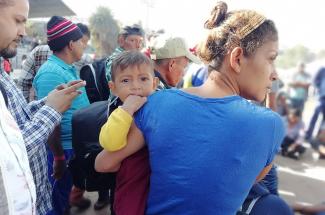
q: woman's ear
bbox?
[229,47,244,74]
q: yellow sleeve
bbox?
[99,107,133,151]
[182,73,193,88]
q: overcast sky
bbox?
[63,0,325,51]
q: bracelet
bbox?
[54,155,65,161]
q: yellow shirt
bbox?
[99,107,133,151]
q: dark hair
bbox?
[111,51,154,81]
[197,1,278,70]
[120,24,145,38]
[288,108,302,118]
[77,23,91,39]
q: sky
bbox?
[63,0,325,51]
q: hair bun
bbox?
[204,1,228,29]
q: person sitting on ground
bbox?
[281,108,306,160]
[95,2,285,214]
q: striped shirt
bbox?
[17,45,52,102]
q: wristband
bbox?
[54,155,65,161]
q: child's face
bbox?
[109,63,158,102]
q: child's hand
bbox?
[121,95,147,115]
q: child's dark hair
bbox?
[111,51,154,81]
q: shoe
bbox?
[70,197,91,210]
[287,151,300,160]
[94,198,110,210]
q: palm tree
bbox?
[89,7,120,58]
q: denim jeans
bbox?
[47,149,74,215]
[306,97,325,140]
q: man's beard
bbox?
[0,46,17,58]
[0,37,21,58]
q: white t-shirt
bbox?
[0,92,36,215]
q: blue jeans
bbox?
[47,149,74,215]
[306,97,325,140]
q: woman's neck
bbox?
[183,70,239,98]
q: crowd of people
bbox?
[1,0,325,215]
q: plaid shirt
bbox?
[105,46,124,81]
[0,69,62,215]
[17,45,52,102]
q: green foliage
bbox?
[89,7,120,58]
[317,50,325,59]
[276,45,316,69]
[26,21,47,43]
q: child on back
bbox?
[96,50,158,215]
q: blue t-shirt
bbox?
[33,55,90,149]
[134,89,284,215]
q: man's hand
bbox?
[121,95,147,115]
[46,80,86,113]
[52,159,67,180]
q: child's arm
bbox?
[99,107,133,151]
[99,95,147,151]
[95,121,146,172]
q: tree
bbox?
[276,45,316,69]
[89,7,120,58]
[25,21,47,43]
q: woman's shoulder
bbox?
[242,101,283,125]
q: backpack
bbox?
[80,58,110,103]
[236,183,270,215]
[68,97,122,192]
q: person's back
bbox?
[134,89,283,215]
[95,3,284,214]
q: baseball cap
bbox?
[150,37,201,64]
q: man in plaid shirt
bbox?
[17,44,51,102]
[0,1,86,214]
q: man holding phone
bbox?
[0,1,87,214]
